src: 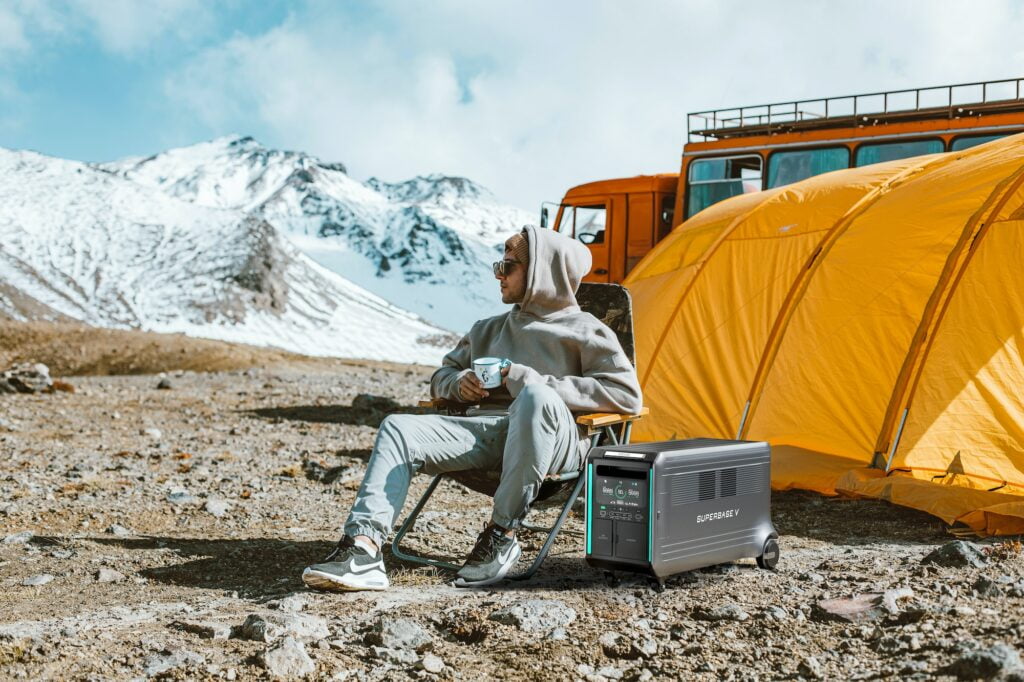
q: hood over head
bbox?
[516,225,592,318]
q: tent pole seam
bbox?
[874,161,1024,468]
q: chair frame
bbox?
[390,402,647,581]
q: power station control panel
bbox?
[590,465,648,561]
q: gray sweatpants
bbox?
[344,384,581,547]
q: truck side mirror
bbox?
[540,207,549,228]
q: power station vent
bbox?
[670,466,763,505]
[736,465,762,496]
[698,471,716,501]
[720,468,737,497]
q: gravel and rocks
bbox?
[1,355,1023,680]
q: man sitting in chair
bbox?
[302,225,642,590]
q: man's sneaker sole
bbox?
[302,567,389,592]
[453,544,522,588]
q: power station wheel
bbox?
[756,537,779,570]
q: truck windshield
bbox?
[557,204,607,244]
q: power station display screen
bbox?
[593,465,648,518]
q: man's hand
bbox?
[459,372,489,402]
[500,363,510,386]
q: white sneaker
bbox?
[302,536,389,591]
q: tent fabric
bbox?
[625,133,1024,535]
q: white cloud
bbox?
[71,0,215,54]
[161,1,1024,208]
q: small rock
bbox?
[143,648,205,677]
[239,613,330,643]
[260,636,315,679]
[176,620,232,640]
[420,653,445,674]
[799,656,824,679]
[759,606,789,621]
[156,378,173,390]
[204,498,230,518]
[693,603,749,622]
[96,568,126,583]
[800,571,826,584]
[598,632,654,660]
[973,576,1002,597]
[106,524,132,537]
[0,362,52,393]
[371,646,418,664]
[3,531,33,545]
[943,643,1023,680]
[599,632,633,659]
[488,599,576,633]
[167,490,198,506]
[272,593,312,612]
[0,416,20,432]
[141,427,163,439]
[813,588,914,623]
[365,617,432,651]
[921,541,988,568]
[22,574,53,586]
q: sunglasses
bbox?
[492,259,521,277]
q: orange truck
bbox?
[542,77,1024,283]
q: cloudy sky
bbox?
[2,0,1024,210]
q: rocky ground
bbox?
[2,326,1024,680]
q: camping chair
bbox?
[391,282,648,581]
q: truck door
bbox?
[554,201,611,282]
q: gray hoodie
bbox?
[430,225,643,415]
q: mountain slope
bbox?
[0,148,451,365]
[105,136,533,331]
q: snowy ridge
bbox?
[105,136,534,331]
[0,148,452,365]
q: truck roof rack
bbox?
[688,77,1024,142]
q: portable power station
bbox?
[585,438,778,584]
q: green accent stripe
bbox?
[648,474,654,563]
[586,463,593,555]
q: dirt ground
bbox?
[1,323,1023,680]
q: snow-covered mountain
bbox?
[104,136,534,331]
[0,148,455,365]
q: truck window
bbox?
[855,139,943,167]
[687,155,762,218]
[950,134,1006,151]
[556,204,607,244]
[767,147,849,188]
[658,194,675,241]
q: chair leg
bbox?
[507,473,587,581]
[390,474,462,572]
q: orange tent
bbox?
[625,133,1024,535]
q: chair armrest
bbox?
[575,406,649,428]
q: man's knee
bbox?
[510,384,562,416]
[374,414,417,458]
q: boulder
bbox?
[921,541,988,568]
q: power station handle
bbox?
[594,268,608,275]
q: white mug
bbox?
[473,357,511,389]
